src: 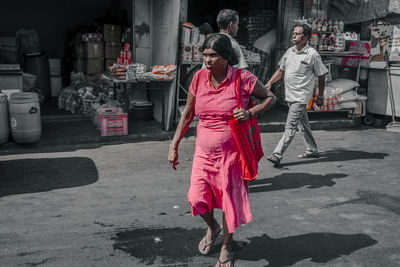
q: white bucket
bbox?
[0,93,10,144]
[8,92,41,144]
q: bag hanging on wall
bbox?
[228,70,264,181]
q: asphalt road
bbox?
[1,128,400,266]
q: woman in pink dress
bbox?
[168,33,276,267]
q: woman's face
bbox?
[202,48,227,70]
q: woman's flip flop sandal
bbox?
[198,225,222,255]
[217,255,234,266]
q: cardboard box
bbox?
[181,45,193,61]
[0,36,17,47]
[74,42,85,58]
[103,24,121,42]
[191,27,199,44]
[84,42,104,58]
[105,42,121,59]
[0,73,23,90]
[192,44,202,61]
[105,59,117,71]
[85,58,104,74]
[181,24,193,45]
[74,58,85,73]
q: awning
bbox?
[329,0,400,24]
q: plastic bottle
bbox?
[318,35,324,51]
[328,20,333,32]
[339,20,344,32]
[312,18,317,32]
[322,19,328,32]
[317,19,322,32]
[328,34,335,51]
[310,32,319,48]
[333,19,339,33]
[323,35,328,51]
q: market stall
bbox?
[175,0,279,126]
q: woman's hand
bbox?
[168,146,180,170]
[233,107,252,121]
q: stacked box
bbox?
[102,24,122,71]
[179,23,205,62]
[104,41,121,71]
[103,24,122,42]
[73,32,106,81]
[105,41,121,59]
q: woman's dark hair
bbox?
[201,33,239,66]
[293,23,311,40]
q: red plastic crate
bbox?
[97,108,128,136]
[97,107,123,129]
[99,113,128,136]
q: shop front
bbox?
[0,0,183,143]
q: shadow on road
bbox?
[112,226,206,265]
[282,149,389,167]
[324,190,400,216]
[111,226,377,266]
[249,173,347,193]
[0,157,98,197]
[233,232,377,266]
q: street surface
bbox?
[1,128,400,266]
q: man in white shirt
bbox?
[265,23,328,165]
[216,9,248,69]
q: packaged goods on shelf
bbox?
[126,63,146,80]
[150,64,177,80]
[390,25,400,61]
[181,44,193,61]
[152,64,176,75]
[105,59,118,71]
[180,22,194,45]
[81,33,103,42]
[109,64,127,80]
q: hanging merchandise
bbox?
[390,25,400,61]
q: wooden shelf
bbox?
[319,51,362,57]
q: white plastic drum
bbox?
[8,92,41,144]
[0,93,10,144]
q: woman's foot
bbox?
[198,221,221,255]
[215,244,233,267]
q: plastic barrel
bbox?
[24,52,51,101]
[130,101,153,121]
[0,93,10,144]
[9,92,41,144]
